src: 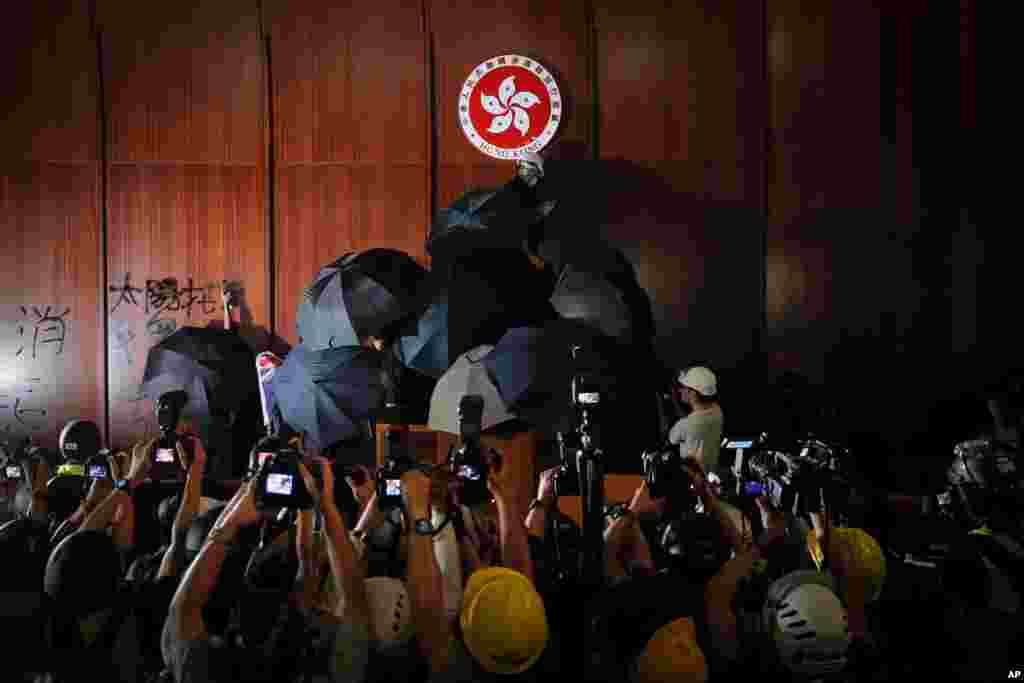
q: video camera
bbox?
[447,395,500,507]
[253,444,317,511]
[376,428,433,511]
[739,435,847,516]
[554,348,607,498]
[0,443,21,481]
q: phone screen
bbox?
[266,473,294,495]
[89,465,107,479]
[385,479,402,497]
[726,440,754,450]
[155,448,176,463]
[5,466,21,478]
[256,452,274,468]
[458,465,481,481]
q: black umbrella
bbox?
[394,288,450,379]
[296,249,429,351]
[140,326,256,427]
[427,184,556,266]
[267,344,388,452]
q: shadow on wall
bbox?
[538,149,764,379]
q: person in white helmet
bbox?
[669,367,724,480]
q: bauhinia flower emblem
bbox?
[480,76,542,137]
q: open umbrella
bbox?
[140,326,256,427]
[427,185,556,265]
[267,344,388,451]
[427,346,517,436]
[296,249,429,351]
[394,289,450,379]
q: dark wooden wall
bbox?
[1,1,969,485]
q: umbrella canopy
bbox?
[267,344,388,451]
[140,326,256,426]
[427,185,556,266]
[296,249,429,351]
[428,346,518,436]
[394,289,450,379]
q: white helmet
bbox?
[678,367,717,397]
[364,577,415,650]
[762,571,850,676]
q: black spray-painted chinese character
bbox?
[16,306,70,359]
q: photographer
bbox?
[402,458,553,681]
[669,368,724,480]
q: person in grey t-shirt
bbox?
[668,367,724,479]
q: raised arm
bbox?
[158,437,207,579]
[525,467,558,540]
[487,455,534,583]
[167,480,263,643]
[400,468,450,674]
[81,438,155,553]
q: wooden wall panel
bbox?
[275,165,429,346]
[101,0,267,448]
[268,0,429,349]
[596,0,765,376]
[99,0,264,165]
[0,0,98,163]
[0,164,104,445]
[268,0,428,165]
[0,0,103,447]
[105,166,267,445]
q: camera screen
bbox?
[256,452,274,468]
[577,391,601,405]
[459,465,481,481]
[744,481,764,496]
[726,440,754,450]
[155,448,176,463]
[5,466,21,478]
[266,473,294,495]
[385,479,402,497]
[89,465,107,479]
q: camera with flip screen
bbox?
[87,449,112,480]
[254,446,316,511]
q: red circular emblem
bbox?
[459,55,562,160]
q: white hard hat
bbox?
[762,571,850,676]
[678,367,717,397]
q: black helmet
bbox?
[58,419,102,463]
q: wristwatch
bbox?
[114,479,137,496]
[413,518,435,536]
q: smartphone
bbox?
[744,481,765,496]
[725,440,754,450]
[5,465,21,479]
[89,464,107,480]
[385,479,402,497]
[266,473,294,495]
[155,447,176,463]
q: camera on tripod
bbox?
[447,395,500,507]
[554,347,607,498]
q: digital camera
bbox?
[641,446,699,516]
[154,391,188,476]
[447,395,498,507]
[87,450,111,480]
[376,428,433,510]
[254,446,316,511]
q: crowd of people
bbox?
[0,362,906,683]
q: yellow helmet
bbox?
[807,527,886,602]
[460,567,549,674]
[633,617,708,683]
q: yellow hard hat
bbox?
[633,617,708,683]
[460,567,549,675]
[807,528,886,602]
